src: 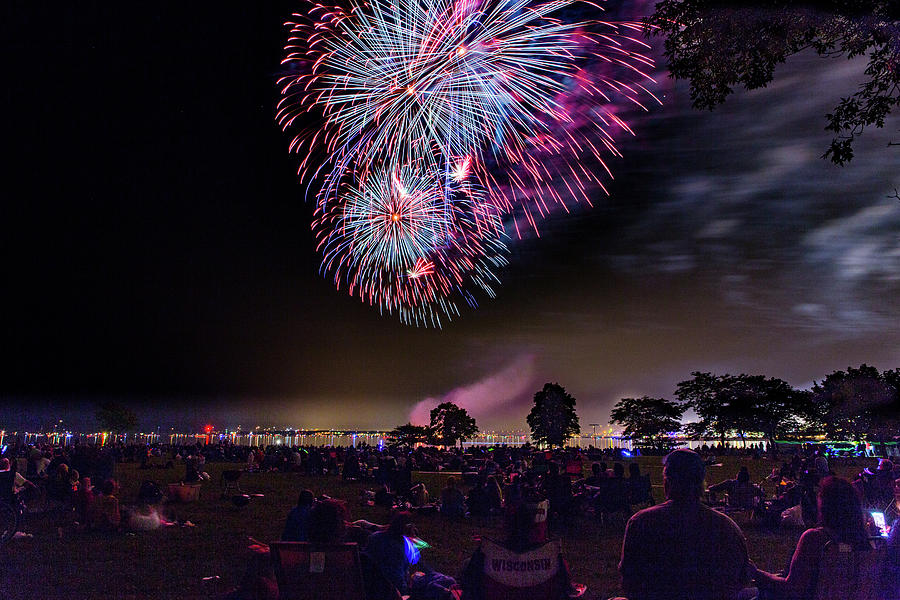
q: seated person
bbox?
[749,476,871,599]
[467,482,491,517]
[583,463,606,486]
[374,483,396,507]
[707,466,764,509]
[440,476,466,518]
[871,460,896,505]
[593,465,630,518]
[127,503,172,530]
[0,457,36,506]
[364,511,416,596]
[47,463,74,505]
[879,513,900,600]
[308,498,350,544]
[542,463,573,522]
[619,449,748,600]
[74,476,96,529]
[130,480,166,525]
[229,499,355,600]
[813,452,830,478]
[0,457,15,497]
[184,456,201,483]
[281,489,315,542]
[503,473,524,509]
[755,480,801,529]
[342,451,361,480]
[137,480,164,505]
[408,482,429,507]
[460,502,585,599]
[96,479,121,531]
[626,463,654,506]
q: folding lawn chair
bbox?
[270,541,366,600]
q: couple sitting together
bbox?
[617,449,898,600]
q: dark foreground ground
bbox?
[0,455,869,599]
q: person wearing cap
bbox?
[618,449,749,600]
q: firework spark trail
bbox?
[313,161,510,326]
[279,0,639,199]
[277,0,660,325]
[335,164,452,272]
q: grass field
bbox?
[0,455,873,600]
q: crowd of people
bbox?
[0,441,198,534]
[223,445,900,600]
[221,441,900,600]
[2,438,900,599]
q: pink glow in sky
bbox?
[409,353,537,426]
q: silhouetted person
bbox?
[749,476,871,599]
[619,449,748,600]
[440,476,465,518]
[708,466,764,509]
[281,489,315,542]
[364,511,415,595]
[584,463,605,486]
[880,509,900,600]
[627,463,654,506]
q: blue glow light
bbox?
[404,536,421,565]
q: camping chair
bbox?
[813,541,881,600]
[270,541,366,600]
[565,459,583,478]
[479,538,573,600]
[590,479,630,525]
[627,475,654,508]
[220,469,243,498]
[718,483,764,523]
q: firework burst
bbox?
[280,0,583,185]
[314,161,510,326]
[277,0,659,325]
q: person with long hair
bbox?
[307,498,349,544]
[749,476,870,599]
[364,511,416,595]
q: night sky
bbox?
[3,1,898,433]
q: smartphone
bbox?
[870,511,889,537]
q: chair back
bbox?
[628,475,653,505]
[595,478,629,513]
[813,541,881,600]
[270,541,366,600]
[565,459,583,477]
[480,538,566,600]
[728,483,760,510]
